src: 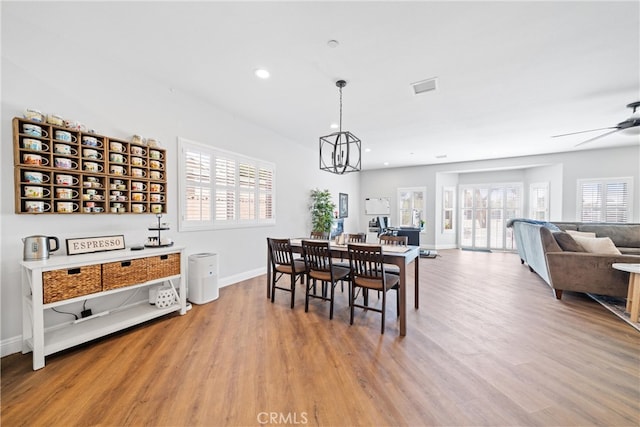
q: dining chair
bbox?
[378,235,408,275]
[267,238,307,309]
[310,231,329,240]
[347,243,400,334]
[334,233,367,290]
[302,240,350,319]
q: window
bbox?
[397,187,426,228]
[529,182,549,221]
[577,178,632,223]
[442,187,455,233]
[179,138,275,231]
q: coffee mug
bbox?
[47,114,64,126]
[83,207,92,213]
[110,207,118,213]
[85,201,96,208]
[25,201,51,213]
[132,192,145,201]
[82,136,102,147]
[110,141,124,152]
[110,165,125,175]
[56,188,79,199]
[150,171,163,180]
[131,182,147,191]
[56,174,79,186]
[130,146,146,156]
[150,160,164,169]
[149,183,164,192]
[131,157,146,166]
[93,207,105,213]
[83,148,102,159]
[110,153,125,163]
[23,153,49,166]
[131,135,144,144]
[146,138,158,147]
[55,130,77,143]
[57,201,79,213]
[55,144,77,156]
[116,195,127,201]
[55,157,78,169]
[150,194,165,202]
[151,204,163,214]
[112,202,123,208]
[149,150,163,160]
[24,171,49,184]
[84,162,103,172]
[24,186,50,198]
[131,168,146,177]
[22,138,49,151]
[131,203,146,213]
[24,108,44,122]
[23,124,48,137]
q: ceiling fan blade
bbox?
[552,126,618,138]
[574,129,621,147]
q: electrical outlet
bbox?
[81,309,93,318]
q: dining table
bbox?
[266,238,420,336]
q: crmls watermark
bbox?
[257,412,308,425]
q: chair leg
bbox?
[396,288,400,317]
[305,278,311,313]
[271,272,277,303]
[381,290,386,335]
[290,274,296,309]
[350,284,356,325]
[329,281,335,320]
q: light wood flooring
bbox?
[2,249,639,426]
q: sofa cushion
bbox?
[566,230,597,238]
[572,235,622,255]
[577,224,640,248]
[552,232,585,252]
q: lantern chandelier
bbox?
[319,79,361,174]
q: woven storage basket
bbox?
[103,258,148,291]
[43,265,102,304]
[147,253,180,281]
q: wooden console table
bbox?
[21,246,186,370]
[612,263,640,322]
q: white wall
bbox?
[360,146,640,249]
[0,13,359,355]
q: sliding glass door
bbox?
[459,184,522,250]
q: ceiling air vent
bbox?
[411,77,438,95]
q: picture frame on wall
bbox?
[339,193,348,218]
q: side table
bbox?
[612,263,640,322]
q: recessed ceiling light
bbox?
[327,40,339,48]
[383,162,389,166]
[330,123,339,129]
[365,148,371,153]
[254,69,270,79]
[435,154,447,159]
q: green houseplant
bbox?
[309,188,336,233]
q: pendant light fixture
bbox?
[319,80,361,174]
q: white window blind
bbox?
[578,178,632,223]
[179,138,276,231]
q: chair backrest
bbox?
[347,244,386,284]
[268,238,295,268]
[310,231,329,240]
[302,239,332,273]
[345,233,367,243]
[379,235,408,246]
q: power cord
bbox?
[81,300,92,318]
[51,307,78,320]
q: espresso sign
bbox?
[66,235,125,255]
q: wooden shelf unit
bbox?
[13,117,167,214]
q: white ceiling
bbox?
[4,1,640,170]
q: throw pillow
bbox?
[571,235,621,255]
[566,230,597,238]
[552,232,585,252]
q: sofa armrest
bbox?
[545,252,639,298]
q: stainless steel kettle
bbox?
[22,235,60,261]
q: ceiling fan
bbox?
[552,101,640,147]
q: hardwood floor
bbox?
[2,249,639,426]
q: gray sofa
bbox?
[508,219,640,299]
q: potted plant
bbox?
[309,188,336,234]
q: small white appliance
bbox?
[188,253,219,304]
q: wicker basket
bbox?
[43,265,102,304]
[147,253,180,281]
[102,258,148,291]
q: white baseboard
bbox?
[1,335,23,358]
[1,268,269,358]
